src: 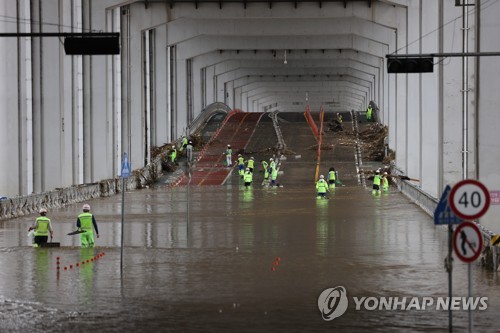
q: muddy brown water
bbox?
[0,113,499,332]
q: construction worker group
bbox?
[29,204,99,248]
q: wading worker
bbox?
[372,170,382,195]
[316,175,329,199]
[30,208,53,247]
[243,167,253,188]
[77,204,99,248]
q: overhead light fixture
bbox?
[284,50,287,64]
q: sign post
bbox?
[449,179,490,333]
[434,185,462,333]
[120,152,131,273]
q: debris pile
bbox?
[358,124,391,162]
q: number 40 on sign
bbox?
[449,179,490,221]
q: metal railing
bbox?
[187,102,231,136]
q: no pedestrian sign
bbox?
[453,221,483,263]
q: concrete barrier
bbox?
[0,154,166,221]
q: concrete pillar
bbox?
[0,2,21,196]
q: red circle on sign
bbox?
[449,179,490,220]
[453,221,483,263]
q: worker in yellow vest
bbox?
[382,172,389,192]
[261,160,269,184]
[170,145,177,163]
[316,175,329,199]
[243,168,253,188]
[180,136,188,152]
[224,144,232,167]
[246,157,255,173]
[366,105,373,122]
[372,170,382,195]
[76,204,100,248]
[29,208,53,247]
[327,167,336,190]
[237,154,245,177]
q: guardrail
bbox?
[188,102,231,136]
[0,154,164,221]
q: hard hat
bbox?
[83,204,91,211]
[270,158,273,161]
[238,154,242,156]
[188,140,193,144]
[245,168,249,171]
[375,170,380,174]
[39,208,47,214]
[383,172,388,175]
[227,144,231,147]
[250,157,254,160]
[320,175,324,179]
[172,145,175,148]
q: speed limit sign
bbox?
[449,179,490,220]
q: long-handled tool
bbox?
[67,229,86,236]
[41,235,60,248]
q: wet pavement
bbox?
[1,112,499,332]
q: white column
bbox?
[0,1,21,196]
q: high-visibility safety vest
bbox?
[271,167,278,180]
[247,159,254,169]
[382,177,389,189]
[316,179,328,193]
[78,213,94,232]
[337,115,343,123]
[373,175,382,186]
[328,171,336,181]
[237,157,245,165]
[262,161,269,177]
[244,172,253,182]
[182,137,188,145]
[171,148,177,162]
[35,216,50,236]
[225,148,232,156]
[269,160,276,169]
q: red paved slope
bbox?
[179,112,264,186]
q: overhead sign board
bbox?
[434,185,462,225]
[449,179,490,220]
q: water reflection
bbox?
[34,249,49,301]
[0,185,499,332]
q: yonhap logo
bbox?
[318,286,489,321]
[317,286,349,321]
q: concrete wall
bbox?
[476,0,500,230]
[3,0,500,236]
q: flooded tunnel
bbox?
[0,112,499,332]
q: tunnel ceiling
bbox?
[135,0,398,111]
[146,0,374,7]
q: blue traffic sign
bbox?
[121,152,131,178]
[434,185,462,225]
